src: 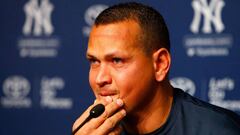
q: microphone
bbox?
[72,104,105,135]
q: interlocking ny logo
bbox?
[190,0,225,34]
[23,0,54,36]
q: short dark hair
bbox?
[94,2,170,55]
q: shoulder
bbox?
[174,88,240,134]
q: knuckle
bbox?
[78,125,94,135]
[107,102,118,112]
[106,118,116,128]
[115,110,125,120]
[102,109,109,119]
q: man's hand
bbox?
[72,97,126,135]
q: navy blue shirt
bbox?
[122,88,240,135]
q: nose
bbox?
[95,64,112,87]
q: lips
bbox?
[99,90,117,96]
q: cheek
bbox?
[113,68,136,95]
[118,76,147,113]
[89,70,98,95]
[114,65,155,112]
[113,67,141,103]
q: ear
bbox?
[152,48,171,82]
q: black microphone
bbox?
[72,104,105,135]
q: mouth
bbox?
[98,90,119,100]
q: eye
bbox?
[112,57,123,64]
[88,58,100,66]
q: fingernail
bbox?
[94,99,97,104]
[105,96,112,103]
[116,99,123,106]
[121,109,126,116]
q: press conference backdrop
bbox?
[0,0,239,135]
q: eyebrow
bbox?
[86,53,96,59]
[86,51,127,60]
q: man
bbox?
[73,2,240,135]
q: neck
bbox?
[122,82,173,134]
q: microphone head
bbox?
[90,104,105,118]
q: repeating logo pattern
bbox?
[23,0,54,36]
[1,76,31,108]
[170,77,196,96]
[208,77,240,111]
[17,0,60,58]
[40,77,72,109]
[183,0,233,57]
[82,4,108,36]
[1,76,72,109]
[190,0,225,34]
[1,1,239,135]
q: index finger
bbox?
[72,98,109,132]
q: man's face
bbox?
[87,21,157,113]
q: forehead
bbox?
[91,20,140,37]
[88,20,141,48]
